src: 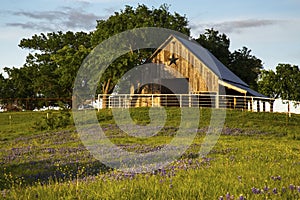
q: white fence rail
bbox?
[97,94,275,112]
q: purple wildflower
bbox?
[289,184,295,190]
[239,194,245,200]
[219,196,224,200]
[297,186,300,193]
[263,186,269,192]
[272,188,278,194]
[271,175,281,181]
[252,187,261,194]
[282,187,286,193]
[226,192,230,199]
[130,172,135,180]
[161,168,166,176]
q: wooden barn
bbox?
[109,34,272,111]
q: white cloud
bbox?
[66,0,138,3]
[5,6,106,31]
[190,19,283,36]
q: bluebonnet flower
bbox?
[271,175,281,181]
[289,184,295,191]
[282,187,286,193]
[225,192,230,200]
[251,187,261,194]
[263,186,269,192]
[272,188,278,194]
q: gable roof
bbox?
[151,35,266,98]
[174,35,248,87]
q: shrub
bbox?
[33,110,73,131]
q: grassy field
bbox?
[0,108,300,199]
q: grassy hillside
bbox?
[0,108,300,199]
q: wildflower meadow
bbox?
[0,108,299,199]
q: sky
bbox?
[1,0,300,76]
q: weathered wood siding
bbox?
[152,38,219,94]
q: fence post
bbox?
[180,94,182,108]
[270,100,274,112]
[257,99,260,112]
[152,94,154,107]
[108,95,111,108]
[215,93,219,109]
[250,97,253,112]
[233,97,236,109]
[98,94,101,112]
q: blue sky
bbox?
[1,0,300,76]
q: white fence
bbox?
[273,99,300,114]
[97,94,276,112]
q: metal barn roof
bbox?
[171,35,267,97]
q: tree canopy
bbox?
[196,29,231,66]
[91,4,190,46]
[258,64,300,101]
[91,4,191,103]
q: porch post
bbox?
[257,99,260,112]
[270,100,274,112]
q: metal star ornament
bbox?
[169,54,179,66]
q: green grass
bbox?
[0,108,300,199]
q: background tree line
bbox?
[0,4,299,110]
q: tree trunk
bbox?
[102,78,111,108]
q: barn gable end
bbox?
[147,35,266,97]
[125,34,267,108]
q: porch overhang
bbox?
[218,80,247,95]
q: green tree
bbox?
[91,4,190,107]
[258,64,300,101]
[91,4,190,45]
[228,47,263,90]
[195,28,231,66]
[3,66,35,98]
[19,31,92,98]
[0,74,8,99]
[51,32,92,97]
[258,69,279,98]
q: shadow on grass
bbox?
[0,159,111,190]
